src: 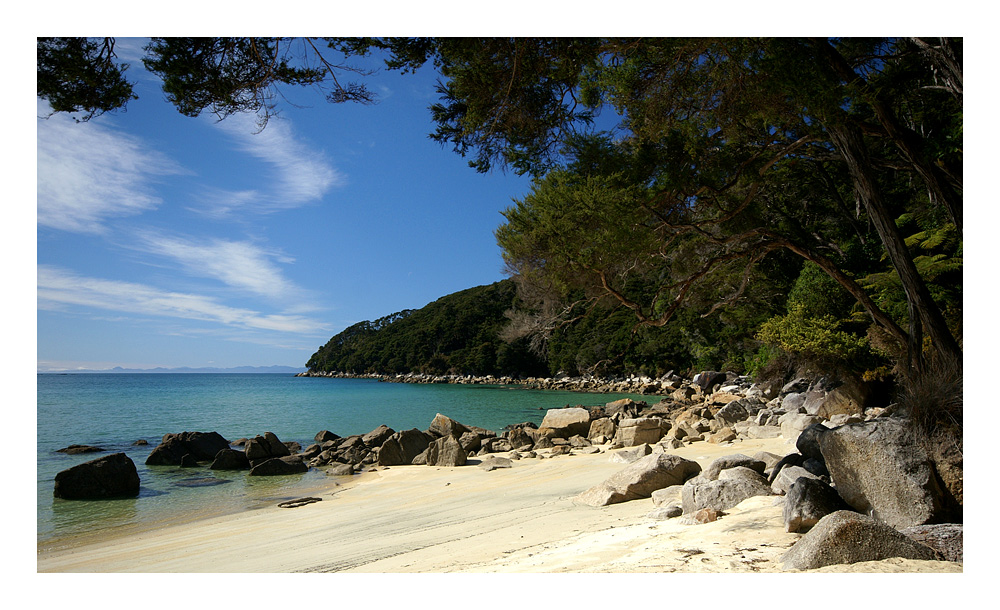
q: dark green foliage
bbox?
[306,281,548,377]
[37,37,137,121]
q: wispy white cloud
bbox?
[36,101,185,234]
[37,265,327,335]
[132,231,309,303]
[197,113,345,217]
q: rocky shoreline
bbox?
[52,369,962,571]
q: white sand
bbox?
[36,435,960,573]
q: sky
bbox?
[36,39,539,371]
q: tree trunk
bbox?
[826,122,962,370]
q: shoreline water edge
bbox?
[39,369,962,573]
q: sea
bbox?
[37,373,649,549]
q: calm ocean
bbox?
[37,373,648,547]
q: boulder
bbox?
[795,423,829,461]
[783,476,853,533]
[361,425,394,448]
[56,444,104,454]
[428,413,471,439]
[682,467,773,513]
[479,457,513,471]
[900,524,963,563]
[426,435,468,467]
[248,455,308,476]
[801,377,870,419]
[326,463,355,476]
[702,454,767,481]
[707,428,737,444]
[715,397,764,427]
[779,413,825,439]
[314,430,341,443]
[781,511,940,570]
[539,407,592,437]
[377,429,434,466]
[53,452,141,499]
[693,371,727,392]
[244,432,292,466]
[458,431,483,453]
[651,484,683,507]
[506,427,535,449]
[771,465,822,495]
[818,418,953,529]
[575,453,701,507]
[209,448,250,470]
[609,444,653,464]
[588,417,616,441]
[145,431,231,466]
[613,417,664,447]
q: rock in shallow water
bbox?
[54,452,140,500]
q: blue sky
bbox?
[36,39,538,371]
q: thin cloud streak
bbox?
[134,231,305,302]
[38,265,327,335]
[36,102,184,234]
[200,113,344,217]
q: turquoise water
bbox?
[37,374,650,546]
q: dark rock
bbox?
[458,431,483,453]
[146,431,230,466]
[314,430,341,443]
[795,423,830,462]
[283,441,302,454]
[376,429,434,466]
[429,413,472,438]
[505,426,535,449]
[245,432,292,466]
[361,424,394,448]
[693,371,727,392]
[768,453,806,485]
[248,455,308,476]
[278,497,322,508]
[783,476,853,533]
[326,463,355,476]
[781,511,941,570]
[53,452,140,499]
[209,448,251,470]
[819,418,953,528]
[900,524,963,562]
[179,453,200,467]
[56,444,104,454]
[132,439,148,446]
[426,435,467,467]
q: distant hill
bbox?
[306,280,549,378]
[40,365,307,374]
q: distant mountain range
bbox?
[39,365,307,374]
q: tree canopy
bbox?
[39,37,962,383]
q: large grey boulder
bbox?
[779,413,825,439]
[702,454,766,481]
[781,511,940,570]
[715,397,765,427]
[818,418,952,529]
[428,413,471,439]
[425,435,467,467]
[682,467,773,513]
[771,464,822,495]
[576,453,701,507]
[783,476,853,533]
[54,452,140,499]
[539,407,592,438]
[377,429,434,466]
[588,417,616,442]
[145,431,231,466]
[801,377,869,419]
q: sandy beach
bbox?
[36,434,961,574]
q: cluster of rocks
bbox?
[51,368,962,571]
